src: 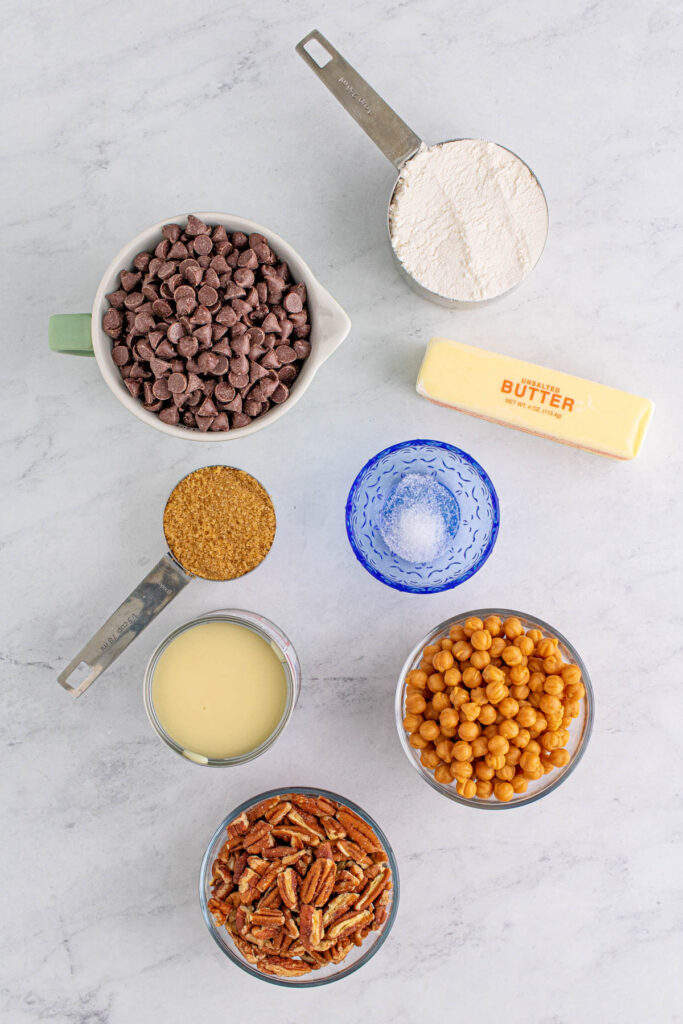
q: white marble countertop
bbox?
[3,1,682,1021]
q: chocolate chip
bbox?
[197,351,219,374]
[157,261,177,281]
[133,251,152,271]
[159,406,180,425]
[123,292,145,311]
[152,299,173,318]
[237,248,258,269]
[283,291,303,313]
[198,396,218,418]
[260,375,279,399]
[103,217,311,432]
[163,372,184,396]
[193,234,213,256]
[112,345,129,365]
[211,412,230,431]
[185,215,209,236]
[210,255,230,274]
[278,365,298,384]
[135,341,154,362]
[260,350,281,370]
[230,354,249,376]
[168,241,189,259]
[261,312,281,334]
[214,382,236,403]
[106,290,127,309]
[233,267,255,288]
[215,305,237,327]
[231,412,251,428]
[150,357,172,377]
[134,311,156,334]
[191,305,212,326]
[244,399,262,417]
[231,333,250,356]
[203,268,221,289]
[120,270,141,292]
[152,378,171,401]
[167,322,187,344]
[275,345,297,364]
[155,340,176,360]
[271,383,289,404]
[103,309,123,337]
[293,340,311,360]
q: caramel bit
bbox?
[208,792,393,977]
[163,465,275,580]
[403,614,587,802]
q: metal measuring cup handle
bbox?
[296,30,423,169]
[57,554,192,698]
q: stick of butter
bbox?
[417,337,654,460]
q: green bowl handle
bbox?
[49,314,94,356]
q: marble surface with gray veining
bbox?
[2,1,683,1021]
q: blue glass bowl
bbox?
[345,440,500,594]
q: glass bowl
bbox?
[395,608,593,808]
[143,609,300,766]
[199,787,399,986]
[345,439,499,593]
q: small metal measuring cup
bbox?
[58,467,275,698]
[296,30,548,309]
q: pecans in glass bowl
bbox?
[199,788,399,985]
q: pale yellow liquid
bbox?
[151,621,288,760]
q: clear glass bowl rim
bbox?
[394,607,594,808]
[198,786,400,987]
[143,609,301,766]
[344,438,500,594]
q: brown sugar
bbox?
[163,466,276,580]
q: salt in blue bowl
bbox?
[345,439,500,594]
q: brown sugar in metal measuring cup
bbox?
[57,466,276,697]
[163,466,276,580]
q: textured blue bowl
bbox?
[345,440,500,594]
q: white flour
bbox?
[389,139,548,302]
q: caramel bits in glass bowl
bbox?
[396,609,593,808]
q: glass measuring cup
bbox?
[296,30,549,308]
[57,466,276,697]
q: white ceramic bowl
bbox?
[52,212,351,440]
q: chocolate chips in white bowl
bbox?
[102,216,312,432]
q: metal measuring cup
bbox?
[296,30,548,308]
[58,467,275,697]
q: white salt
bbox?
[379,473,458,564]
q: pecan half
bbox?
[355,868,392,911]
[259,955,311,977]
[300,858,336,907]
[277,867,299,911]
[336,810,382,853]
[322,892,358,927]
[326,908,374,943]
[299,904,324,951]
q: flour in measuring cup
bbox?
[389,139,548,302]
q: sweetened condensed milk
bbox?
[151,620,288,760]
